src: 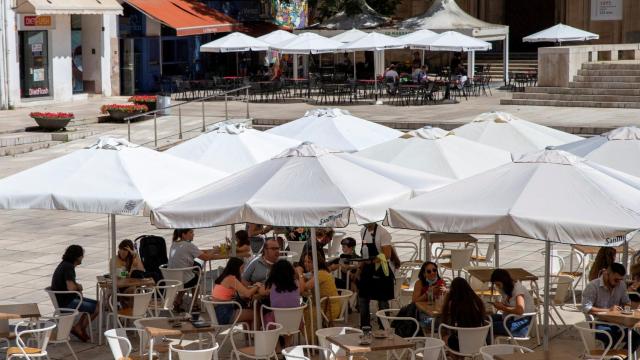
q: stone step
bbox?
[526,86,640,96]
[577,69,640,76]
[0,140,63,156]
[574,75,640,82]
[501,98,640,109]
[582,63,640,70]
[0,132,52,148]
[512,92,640,103]
[569,81,640,89]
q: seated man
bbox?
[242,238,280,285]
[51,245,98,342]
[582,262,640,351]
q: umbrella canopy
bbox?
[151,143,417,229]
[553,126,640,178]
[200,32,270,53]
[166,122,301,174]
[397,29,438,46]
[453,111,582,155]
[330,28,368,43]
[272,32,343,54]
[0,137,229,214]
[257,30,297,45]
[356,126,512,180]
[409,30,491,51]
[266,108,403,152]
[523,23,599,44]
[386,149,640,245]
[340,31,404,51]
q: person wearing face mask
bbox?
[489,268,536,339]
[413,261,446,329]
[242,238,280,285]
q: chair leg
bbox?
[66,340,79,360]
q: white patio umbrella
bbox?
[266,108,403,152]
[272,32,344,54]
[409,30,491,51]
[386,149,640,349]
[553,126,640,178]
[166,122,301,174]
[330,28,368,43]
[453,111,582,155]
[356,126,512,180]
[200,32,270,53]
[0,137,228,324]
[151,142,423,327]
[523,23,599,44]
[397,29,438,45]
[257,30,297,45]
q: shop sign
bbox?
[591,0,623,21]
[28,87,49,96]
[18,15,55,30]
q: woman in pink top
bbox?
[212,257,262,326]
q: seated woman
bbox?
[115,239,145,278]
[490,269,536,338]
[211,257,262,327]
[233,230,251,255]
[297,251,340,334]
[262,259,305,346]
[413,261,446,327]
[440,277,486,352]
[627,263,640,302]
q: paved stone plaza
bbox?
[0,89,636,358]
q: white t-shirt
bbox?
[360,224,392,254]
[501,281,536,315]
[168,241,202,282]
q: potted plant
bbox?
[128,95,158,111]
[29,112,74,131]
[100,104,149,122]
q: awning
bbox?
[125,0,239,36]
[14,0,123,15]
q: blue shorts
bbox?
[214,303,235,325]
[66,297,98,314]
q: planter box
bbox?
[107,109,146,122]
[32,117,72,131]
[133,101,156,111]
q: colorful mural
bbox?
[271,0,308,29]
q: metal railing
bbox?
[124,85,251,148]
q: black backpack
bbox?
[391,303,419,338]
[135,235,168,282]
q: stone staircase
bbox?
[0,129,98,156]
[501,62,640,108]
[475,53,538,83]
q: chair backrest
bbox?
[282,345,335,360]
[170,341,219,360]
[479,344,533,360]
[48,309,78,341]
[552,275,573,304]
[261,304,306,335]
[155,279,183,311]
[45,286,81,310]
[575,321,620,358]
[392,241,419,263]
[328,231,346,257]
[104,328,137,360]
[117,287,154,317]
[13,320,55,356]
[417,337,446,360]
[234,323,283,358]
[503,313,537,340]
[315,327,362,356]
[376,309,420,338]
[483,243,495,263]
[201,297,242,326]
[440,322,491,356]
[450,248,474,269]
[160,265,200,289]
[287,241,306,256]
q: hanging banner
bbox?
[591,0,623,21]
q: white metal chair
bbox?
[44,286,94,342]
[109,287,155,327]
[471,242,495,267]
[438,321,492,359]
[7,320,56,360]
[328,231,346,257]
[260,303,307,344]
[46,309,79,360]
[377,309,421,360]
[320,289,353,325]
[104,327,148,360]
[315,327,362,357]
[152,279,183,317]
[169,339,219,360]
[544,249,583,308]
[231,322,283,360]
[408,337,447,360]
[495,312,540,346]
[201,297,248,349]
[479,344,533,360]
[134,317,185,359]
[279,251,299,263]
[160,264,202,313]
[439,248,474,278]
[282,345,335,360]
[287,242,306,257]
[574,321,627,359]
[392,241,420,263]
[541,275,573,326]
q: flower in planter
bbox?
[100,104,149,114]
[29,112,75,119]
[128,95,157,103]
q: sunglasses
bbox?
[425,269,437,274]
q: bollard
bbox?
[178,106,183,139]
[245,87,250,119]
[153,112,158,147]
[127,118,131,141]
[201,100,205,132]
[225,94,229,121]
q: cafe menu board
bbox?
[591,0,623,21]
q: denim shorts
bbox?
[66,297,98,314]
[214,303,235,325]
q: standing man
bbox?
[51,245,98,342]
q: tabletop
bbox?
[495,350,578,360]
[423,233,478,244]
[415,301,442,317]
[572,244,632,255]
[0,303,41,320]
[96,276,155,289]
[467,268,538,283]
[141,318,217,337]
[595,309,640,328]
[326,333,414,355]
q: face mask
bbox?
[426,276,437,286]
